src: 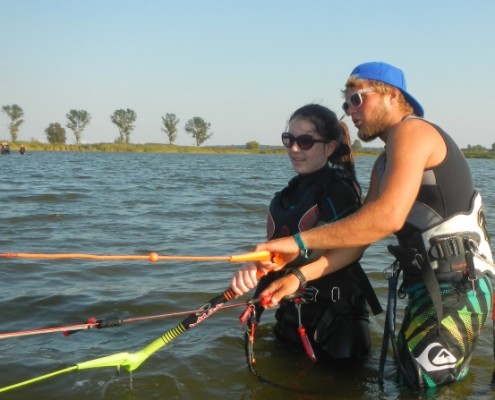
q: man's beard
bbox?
[357,102,388,143]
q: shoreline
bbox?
[1,141,494,159]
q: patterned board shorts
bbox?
[397,275,493,388]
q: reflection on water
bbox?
[0,152,494,399]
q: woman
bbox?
[231,104,381,361]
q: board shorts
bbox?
[396,275,493,388]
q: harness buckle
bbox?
[383,259,401,279]
[286,287,319,303]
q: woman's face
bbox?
[285,117,336,175]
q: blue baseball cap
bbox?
[349,62,424,117]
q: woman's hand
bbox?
[259,273,300,308]
[230,262,259,296]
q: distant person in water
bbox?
[19,145,26,155]
[230,103,381,362]
[1,143,10,155]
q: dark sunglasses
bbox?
[342,87,375,115]
[281,132,330,150]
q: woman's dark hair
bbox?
[288,104,357,178]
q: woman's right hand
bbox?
[230,262,259,296]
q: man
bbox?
[236,62,494,388]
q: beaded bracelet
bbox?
[293,232,309,259]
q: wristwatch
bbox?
[289,268,307,289]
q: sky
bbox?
[1,0,494,148]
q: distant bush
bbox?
[246,141,260,150]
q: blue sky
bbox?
[1,0,494,148]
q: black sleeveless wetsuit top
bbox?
[374,119,475,244]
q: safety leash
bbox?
[378,260,399,385]
[378,258,416,389]
[238,291,317,392]
[294,299,317,362]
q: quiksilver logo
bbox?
[415,342,458,372]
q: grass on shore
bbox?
[2,140,495,159]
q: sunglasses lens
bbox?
[296,135,315,150]
[281,133,316,150]
[281,133,293,148]
[342,102,350,115]
[342,91,365,115]
[350,92,362,107]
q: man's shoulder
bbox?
[388,117,441,146]
[386,118,447,169]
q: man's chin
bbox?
[358,131,380,143]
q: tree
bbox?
[2,104,24,142]
[352,139,362,150]
[45,123,66,144]
[246,141,260,150]
[161,113,180,144]
[466,144,486,152]
[184,116,213,147]
[110,109,137,143]
[66,109,91,145]
[491,142,495,151]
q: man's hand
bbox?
[256,236,300,268]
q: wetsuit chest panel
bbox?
[396,121,475,236]
[267,167,360,240]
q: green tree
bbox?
[467,144,486,152]
[110,108,137,143]
[491,142,495,151]
[161,113,180,144]
[352,139,362,150]
[66,109,91,145]
[45,123,66,144]
[2,104,24,142]
[184,116,213,147]
[246,141,260,150]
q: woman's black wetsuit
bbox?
[255,164,379,360]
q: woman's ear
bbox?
[325,140,338,157]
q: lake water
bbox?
[0,152,494,400]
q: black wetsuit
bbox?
[256,165,375,360]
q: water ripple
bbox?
[0,152,494,399]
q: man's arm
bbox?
[260,246,367,306]
[256,118,444,266]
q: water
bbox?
[0,152,494,400]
